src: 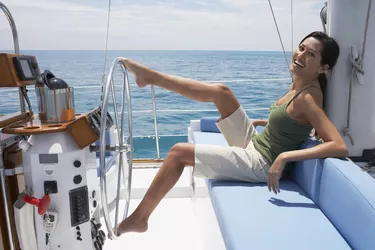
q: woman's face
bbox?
[290,37,328,80]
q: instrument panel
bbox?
[0,53,40,87]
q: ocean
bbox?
[0,50,292,158]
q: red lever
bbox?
[23,194,50,215]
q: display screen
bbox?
[20,59,33,78]
[39,154,58,164]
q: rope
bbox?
[291,0,294,51]
[320,2,327,33]
[267,0,291,77]
[361,0,372,61]
[343,0,372,145]
[100,0,112,104]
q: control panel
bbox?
[0,53,40,87]
[87,106,114,136]
[69,186,90,227]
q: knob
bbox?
[73,160,81,168]
[73,175,82,184]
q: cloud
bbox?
[0,0,326,50]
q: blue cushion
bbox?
[209,180,351,250]
[193,125,264,147]
[200,117,265,134]
[291,138,375,249]
[318,157,375,250]
[291,138,323,203]
[193,131,227,146]
[200,117,220,133]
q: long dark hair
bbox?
[299,31,340,109]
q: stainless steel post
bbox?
[151,86,161,160]
[0,145,15,250]
[0,2,26,113]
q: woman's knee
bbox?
[212,83,238,104]
[169,143,195,165]
[212,83,232,99]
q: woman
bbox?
[116,31,348,235]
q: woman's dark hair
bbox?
[299,31,340,109]
[299,31,340,138]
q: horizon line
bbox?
[1,49,293,52]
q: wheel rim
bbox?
[99,57,133,240]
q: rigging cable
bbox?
[100,0,112,104]
[291,0,294,51]
[267,0,292,78]
[343,0,372,145]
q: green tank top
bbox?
[252,85,318,165]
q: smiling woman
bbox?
[112,31,348,235]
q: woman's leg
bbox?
[117,143,195,235]
[122,58,240,119]
[116,59,242,235]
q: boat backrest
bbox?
[292,139,375,250]
[199,117,375,249]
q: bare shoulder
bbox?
[294,86,323,110]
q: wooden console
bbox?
[1,111,101,149]
[0,53,40,87]
[0,112,32,129]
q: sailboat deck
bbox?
[102,163,207,250]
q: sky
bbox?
[0,0,326,50]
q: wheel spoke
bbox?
[104,152,119,171]
[110,75,121,142]
[113,150,123,236]
[123,65,133,220]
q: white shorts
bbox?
[194,106,270,183]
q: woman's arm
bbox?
[252,119,268,127]
[268,92,348,194]
[282,93,348,161]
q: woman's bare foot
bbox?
[121,58,158,88]
[115,215,148,236]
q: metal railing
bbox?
[75,77,287,160]
[151,86,161,159]
[1,77,286,161]
[0,3,21,249]
[0,2,27,114]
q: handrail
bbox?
[0,3,19,54]
[0,144,15,250]
[151,86,161,159]
[127,107,269,114]
[2,85,271,162]
[0,3,19,249]
[72,77,291,89]
[0,2,27,114]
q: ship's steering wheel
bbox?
[98,57,133,240]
